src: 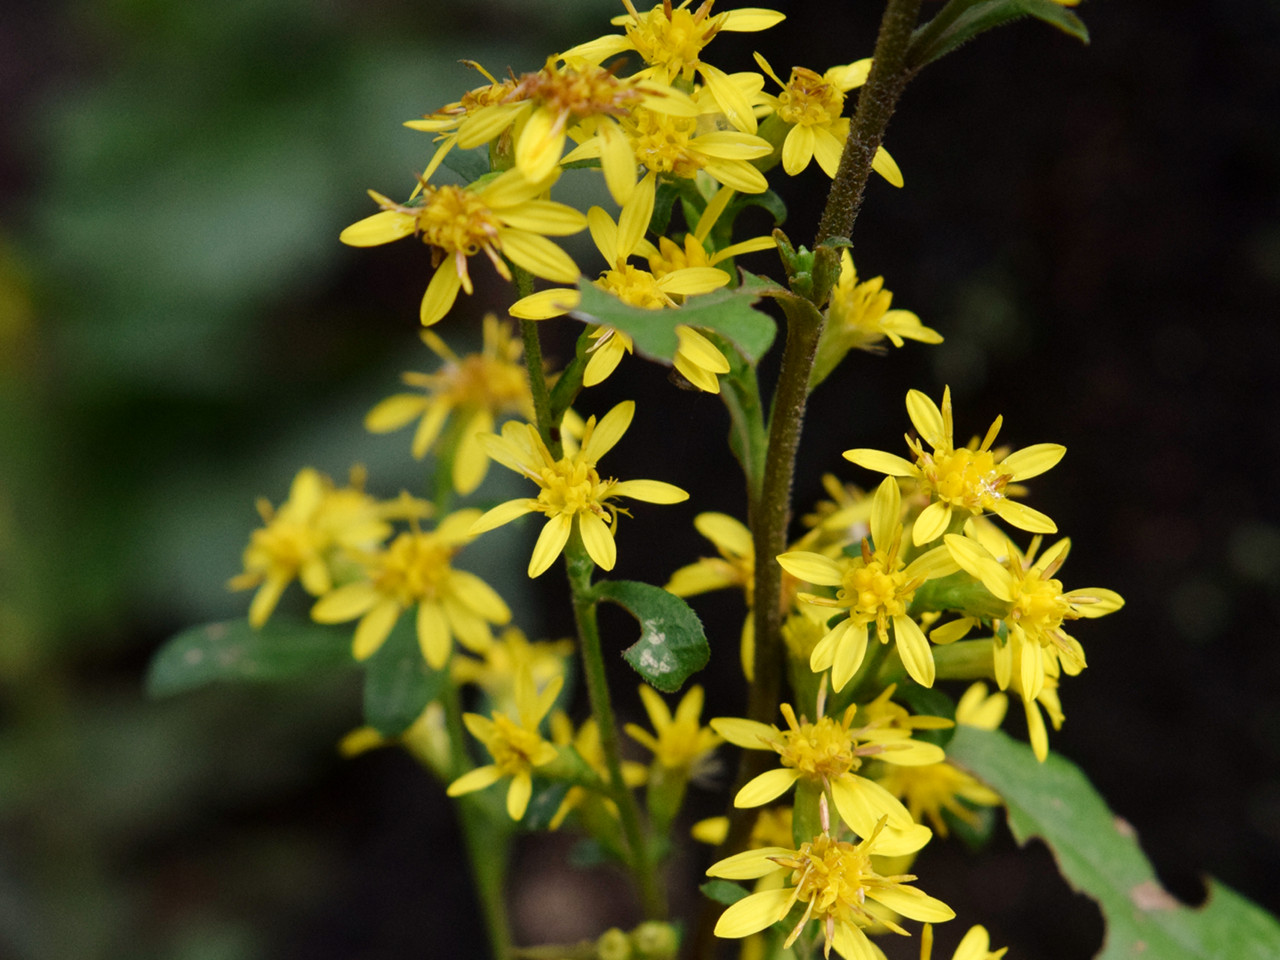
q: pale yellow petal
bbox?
[735,767,801,808]
[776,551,844,586]
[713,888,795,939]
[610,479,689,503]
[421,258,462,327]
[339,209,415,247]
[417,599,453,669]
[498,230,580,284]
[579,512,617,571]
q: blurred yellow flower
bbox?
[626,683,722,776]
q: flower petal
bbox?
[713,888,795,939]
[734,767,801,808]
[610,479,689,503]
[578,512,617,571]
[776,551,844,586]
[529,514,572,577]
[843,448,918,477]
[1002,443,1066,481]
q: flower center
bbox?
[597,264,671,308]
[519,62,643,119]
[536,458,613,519]
[924,446,1008,512]
[622,108,705,178]
[374,532,454,604]
[777,834,871,925]
[778,714,860,780]
[1010,572,1070,642]
[777,67,845,127]
[247,520,323,573]
[445,353,529,410]
[488,714,547,775]
[417,185,502,256]
[626,1,721,80]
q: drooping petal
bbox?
[713,887,796,939]
[871,145,904,187]
[831,620,870,691]
[529,514,573,577]
[421,257,463,327]
[781,123,816,176]
[506,772,533,820]
[578,512,617,571]
[352,599,402,660]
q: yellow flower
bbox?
[228,466,397,628]
[777,478,959,690]
[665,511,757,677]
[625,684,722,776]
[944,531,1123,703]
[339,701,452,778]
[753,53,903,185]
[447,668,563,820]
[707,824,954,957]
[310,508,511,667]
[470,401,689,577]
[339,168,586,326]
[844,386,1067,545]
[921,924,1008,960]
[548,713,647,830]
[510,185,733,390]
[364,315,533,494]
[876,761,1002,839]
[562,0,786,134]
[712,701,939,857]
[954,682,1008,731]
[403,61,520,185]
[814,250,942,384]
[451,626,573,715]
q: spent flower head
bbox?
[470,401,688,576]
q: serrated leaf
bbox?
[362,613,445,736]
[947,726,1280,960]
[701,879,751,906]
[591,580,709,693]
[570,274,777,367]
[146,618,353,697]
[908,0,1088,70]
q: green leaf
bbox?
[146,618,353,697]
[441,147,489,185]
[947,726,1280,960]
[570,274,777,368]
[700,879,750,907]
[362,613,445,736]
[891,680,957,749]
[908,0,1088,70]
[591,580,709,693]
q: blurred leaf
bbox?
[442,147,489,184]
[700,879,750,906]
[948,726,1280,960]
[591,580,709,693]
[147,619,352,697]
[362,614,445,736]
[908,0,1088,71]
[571,273,777,368]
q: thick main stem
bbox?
[816,0,923,246]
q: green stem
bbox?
[815,0,924,247]
[564,538,667,920]
[442,677,514,960]
[514,267,561,457]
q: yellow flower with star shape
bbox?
[777,477,959,690]
[944,529,1123,703]
[469,401,689,577]
[707,822,954,958]
[712,700,940,857]
[310,508,511,668]
[447,667,563,821]
[339,168,586,327]
[844,386,1067,545]
[625,683,722,776]
[509,182,734,391]
[753,53,904,186]
[364,315,533,494]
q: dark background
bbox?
[2,1,1277,958]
